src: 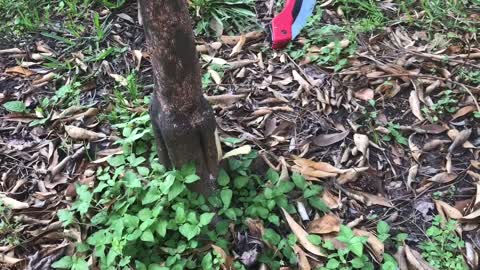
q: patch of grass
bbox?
[420,216,468,270]
[189,0,257,36]
[287,6,357,71]
[335,0,387,33]
[382,122,408,146]
[0,202,21,247]
[0,0,124,34]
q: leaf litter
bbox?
[1,0,480,269]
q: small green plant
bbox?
[336,0,386,33]
[420,216,468,270]
[189,0,256,36]
[376,221,391,242]
[422,90,458,123]
[382,122,408,146]
[2,100,27,113]
[320,225,374,270]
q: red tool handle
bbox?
[271,0,296,49]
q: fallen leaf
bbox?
[448,129,472,153]
[434,200,463,220]
[281,208,325,256]
[451,105,476,120]
[208,68,222,85]
[312,131,349,147]
[346,189,393,207]
[5,66,34,77]
[109,73,128,86]
[354,88,374,101]
[465,242,479,270]
[293,157,347,173]
[307,214,341,234]
[65,125,106,140]
[404,245,435,270]
[0,193,29,209]
[409,90,424,121]
[394,246,409,270]
[293,244,311,270]
[229,35,246,57]
[353,134,369,156]
[322,190,341,209]
[220,31,264,45]
[428,172,457,184]
[462,208,480,221]
[354,229,384,262]
[406,164,418,191]
[222,145,252,159]
[292,165,338,179]
[409,134,422,162]
[336,167,369,185]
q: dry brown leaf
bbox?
[405,245,435,270]
[354,88,374,101]
[346,189,393,207]
[409,134,422,162]
[354,229,384,262]
[353,134,369,156]
[292,165,338,179]
[5,66,34,77]
[452,105,476,120]
[222,145,251,159]
[307,214,341,234]
[293,157,346,173]
[409,91,425,121]
[281,208,325,256]
[312,131,349,147]
[0,254,23,265]
[467,170,480,182]
[428,172,457,184]
[394,246,409,270]
[462,208,480,221]
[434,200,463,220]
[246,218,264,238]
[0,193,29,209]
[293,244,311,270]
[322,190,341,209]
[422,139,449,152]
[65,125,106,140]
[229,35,246,57]
[336,167,369,185]
[471,160,480,169]
[465,242,479,269]
[208,68,222,85]
[220,31,264,45]
[406,164,418,191]
[448,129,472,153]
[109,73,128,86]
[225,59,257,71]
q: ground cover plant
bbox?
[1,0,480,269]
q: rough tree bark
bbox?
[139,0,218,196]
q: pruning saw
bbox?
[268,0,316,49]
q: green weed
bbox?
[422,90,458,123]
[335,0,387,32]
[189,0,257,36]
[420,216,468,270]
[382,122,408,146]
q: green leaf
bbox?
[148,264,169,270]
[141,229,155,242]
[179,223,200,240]
[200,213,216,226]
[308,197,329,213]
[142,187,161,205]
[292,173,307,190]
[124,170,141,188]
[52,256,73,268]
[72,257,89,270]
[184,174,200,183]
[138,208,152,221]
[220,189,233,209]
[217,169,230,186]
[326,258,340,269]
[137,166,150,176]
[234,176,249,189]
[337,225,354,243]
[201,252,213,270]
[72,185,92,216]
[3,101,26,113]
[277,181,295,194]
[107,155,125,167]
[266,169,279,183]
[351,257,365,268]
[160,173,176,194]
[168,182,185,201]
[58,209,74,226]
[154,220,168,237]
[307,234,322,245]
[349,238,365,257]
[180,162,196,177]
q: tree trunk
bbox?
[139,0,218,196]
